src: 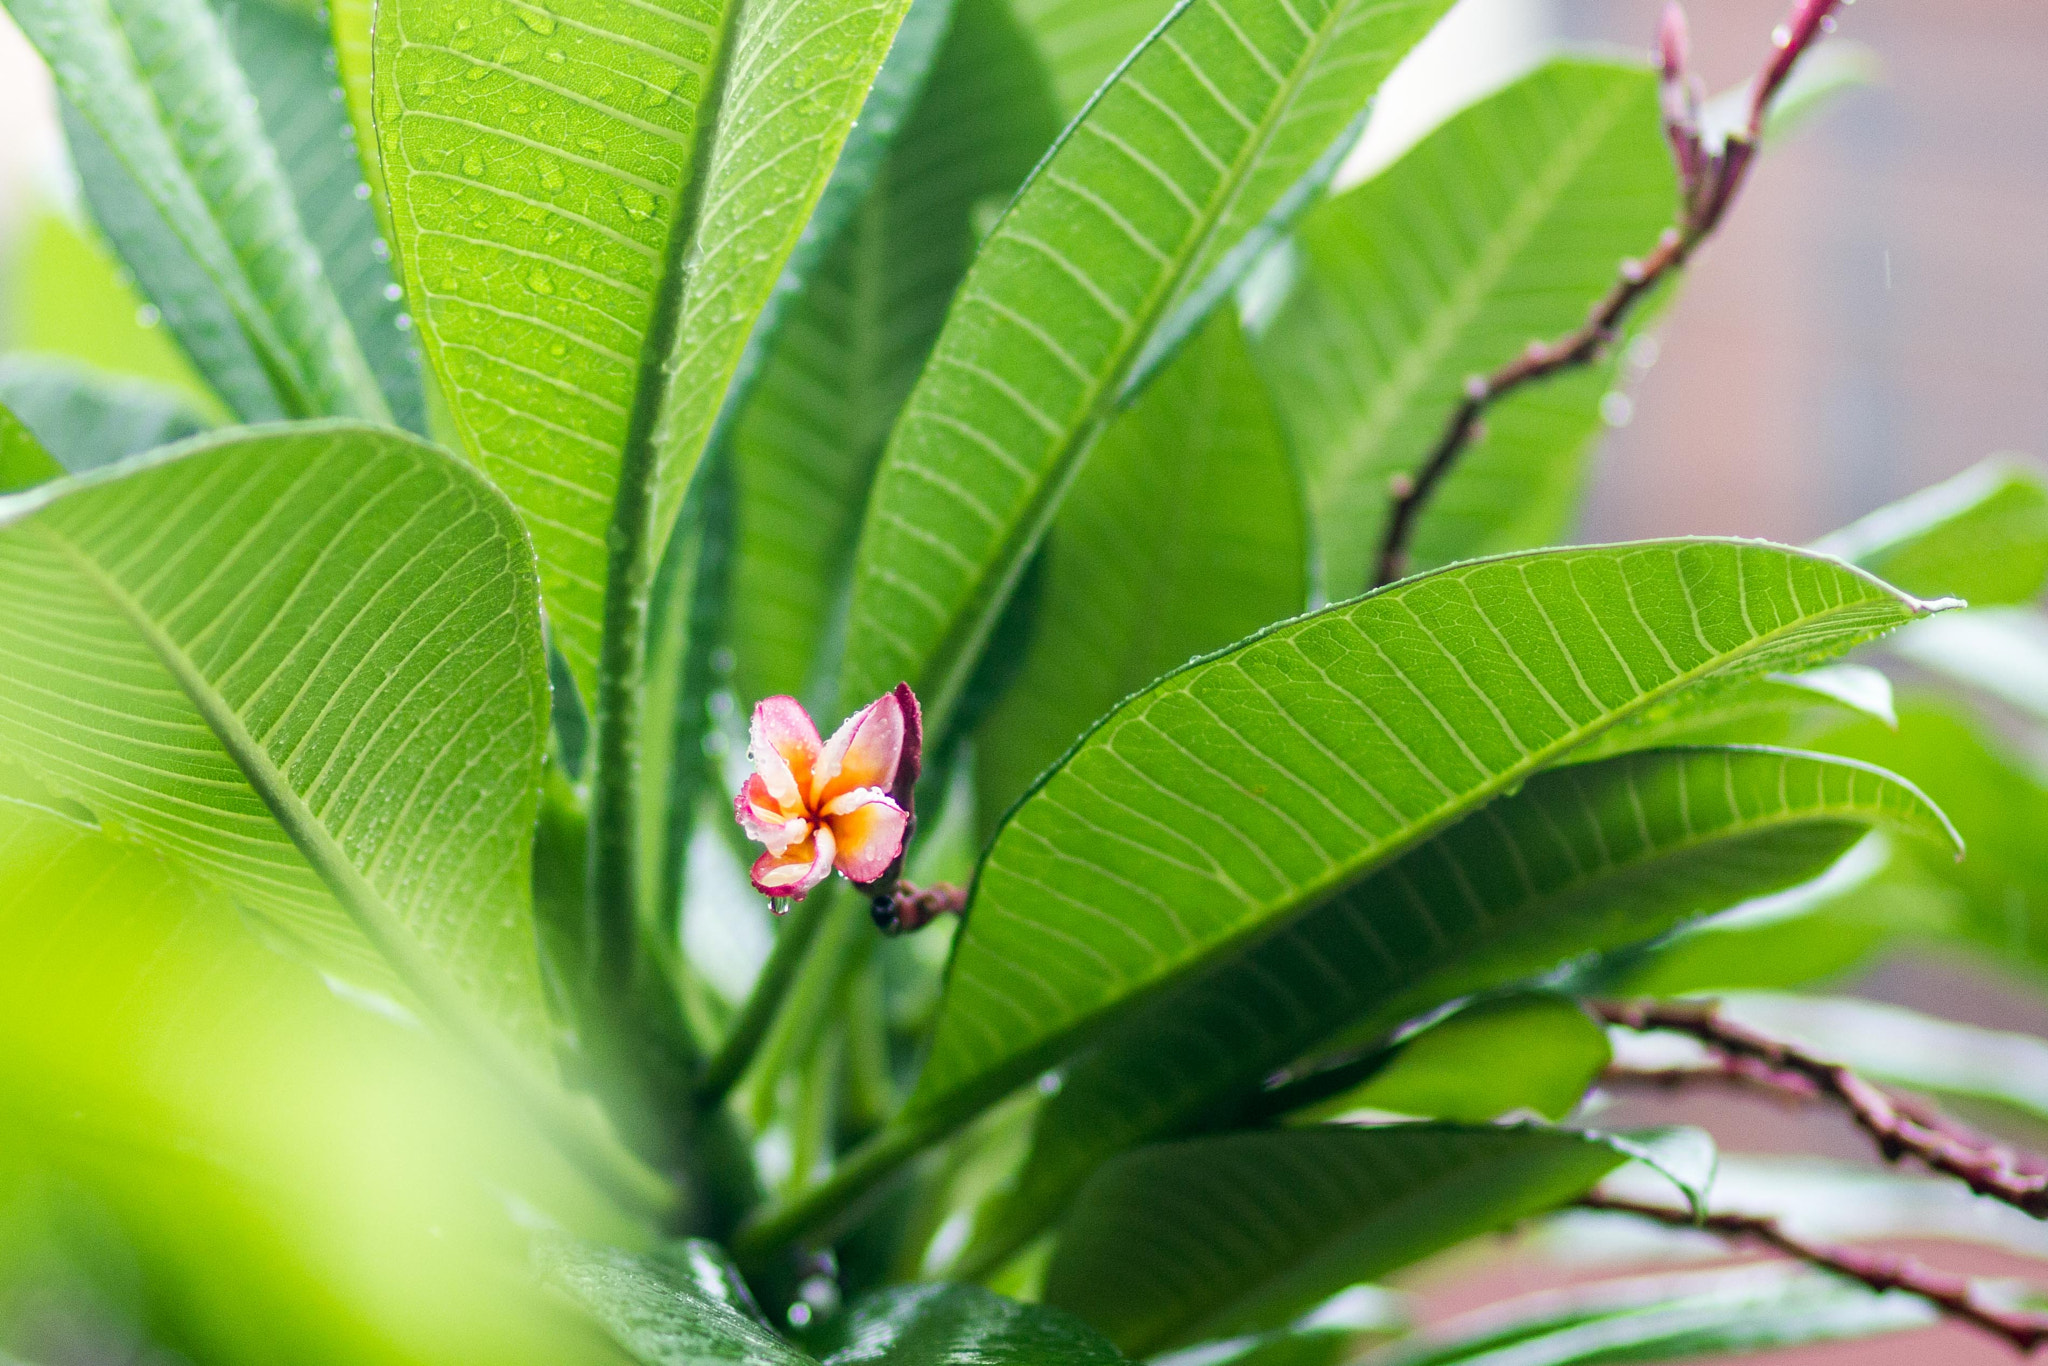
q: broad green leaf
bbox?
[376,0,915,696]
[1817,699,2048,975]
[914,542,1947,1126]
[1011,0,1177,115]
[0,356,207,475]
[961,743,1951,1272]
[728,0,1061,709]
[813,1284,1129,1364]
[1566,663,1895,764]
[1043,1124,1643,1355]
[1249,57,1675,597]
[542,1239,810,1365]
[973,310,1307,830]
[1285,994,1608,1125]
[837,0,1456,733]
[10,0,389,422]
[0,424,553,1064]
[0,404,62,493]
[1385,1263,1931,1366]
[221,0,427,433]
[1813,456,2048,606]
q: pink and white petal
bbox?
[750,827,837,900]
[749,696,821,806]
[812,691,906,807]
[821,788,909,885]
[733,775,808,854]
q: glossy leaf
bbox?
[1011,0,1178,115]
[1250,57,1675,597]
[222,0,426,433]
[727,0,1061,709]
[1813,456,2048,606]
[915,541,1947,1126]
[1286,994,1609,1125]
[837,0,1456,734]
[376,0,915,694]
[11,0,388,422]
[973,311,1308,829]
[0,356,208,475]
[541,1239,812,1365]
[0,402,62,493]
[962,743,1952,1271]
[1043,1124,1646,1355]
[0,424,554,1062]
[815,1284,1129,1364]
[1387,1263,1931,1366]
[1567,664,1895,764]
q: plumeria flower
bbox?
[734,684,921,903]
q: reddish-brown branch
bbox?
[1372,0,1846,588]
[1595,999,2048,1219]
[1580,1192,2048,1354]
[871,880,967,936]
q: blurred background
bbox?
[2,1,2044,1363]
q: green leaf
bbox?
[1010,0,1178,116]
[814,1284,1129,1364]
[220,0,426,433]
[541,1238,809,1366]
[915,542,1947,1127]
[0,403,62,493]
[331,0,385,212]
[1043,1124,1643,1355]
[0,356,207,475]
[1284,993,1609,1125]
[1385,1263,1931,1366]
[1249,57,1675,598]
[728,0,1061,709]
[1813,457,2048,606]
[10,0,390,422]
[962,743,1950,1271]
[0,424,554,1066]
[375,0,915,696]
[972,310,1307,829]
[1566,663,1896,764]
[837,0,1456,735]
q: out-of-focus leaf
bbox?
[0,425,555,1067]
[0,357,206,474]
[962,744,1952,1274]
[814,1283,1129,1364]
[728,0,1061,711]
[1889,608,2048,726]
[1568,664,1895,764]
[1380,1262,1930,1366]
[914,543,1947,1132]
[0,765,632,1366]
[0,404,62,493]
[329,0,383,213]
[220,0,424,433]
[1010,0,1176,115]
[1286,994,1608,1126]
[1250,58,1675,597]
[1814,457,2048,607]
[10,0,389,422]
[973,311,1307,831]
[837,0,1455,737]
[542,1239,811,1365]
[1043,1124,1654,1355]
[376,0,914,697]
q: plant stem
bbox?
[1372,0,1847,587]
[732,1104,959,1266]
[696,889,836,1111]
[1581,1192,2048,1353]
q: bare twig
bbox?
[1595,999,2048,1219]
[1372,0,1847,588]
[1580,1192,2048,1354]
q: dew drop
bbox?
[383,283,404,302]
[1600,391,1635,428]
[462,150,486,177]
[545,48,566,63]
[1771,23,1791,47]
[578,136,606,154]
[353,181,372,200]
[527,267,555,295]
[466,63,490,80]
[619,185,657,221]
[517,4,556,34]
[539,160,566,191]
[135,304,161,329]
[549,341,567,357]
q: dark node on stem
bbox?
[872,882,968,937]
